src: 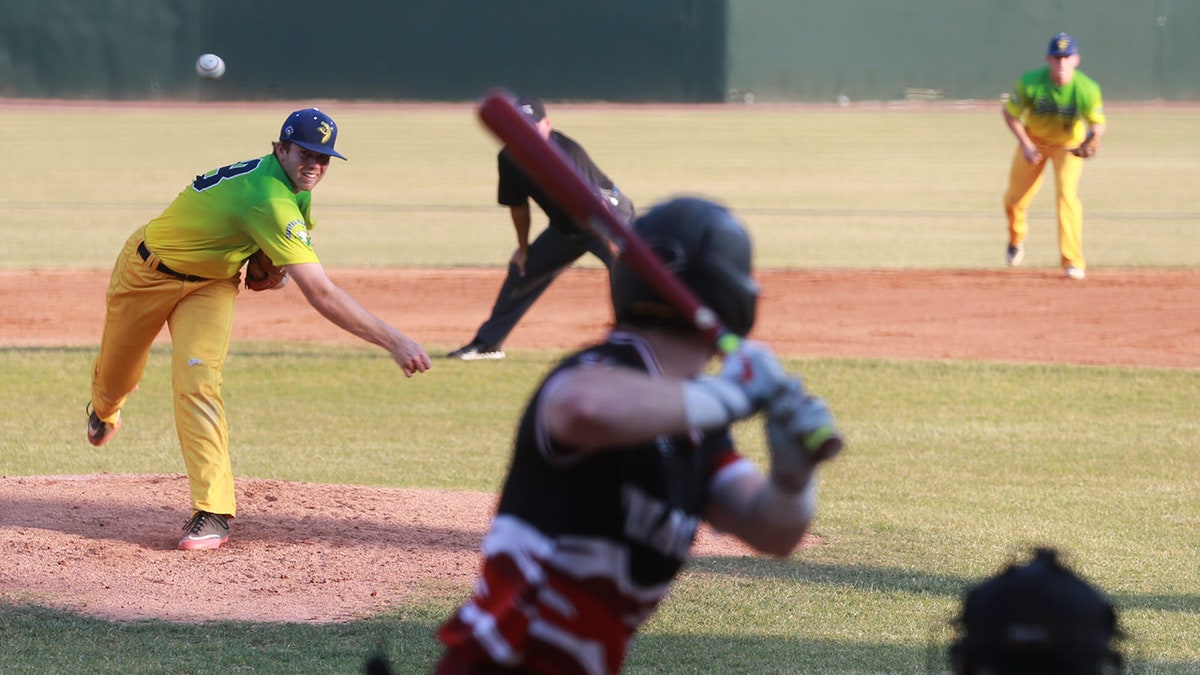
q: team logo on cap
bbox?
[1056,36,1071,52]
[317,121,333,143]
[519,104,535,117]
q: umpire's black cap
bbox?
[515,96,547,122]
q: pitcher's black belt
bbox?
[137,242,210,282]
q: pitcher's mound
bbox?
[0,473,768,623]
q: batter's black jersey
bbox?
[438,331,753,674]
[497,130,617,234]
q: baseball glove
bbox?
[244,250,290,291]
[1070,131,1099,158]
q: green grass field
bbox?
[2,103,1199,673]
[4,102,1198,271]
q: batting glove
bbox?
[682,340,788,429]
[766,380,843,490]
[719,340,789,409]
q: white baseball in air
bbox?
[195,53,226,80]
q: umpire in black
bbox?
[447,96,634,360]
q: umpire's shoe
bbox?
[447,341,505,361]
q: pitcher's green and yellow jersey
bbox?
[143,153,321,279]
[1005,66,1105,147]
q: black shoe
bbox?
[178,511,231,550]
[1006,243,1024,267]
[446,342,505,361]
[86,403,121,447]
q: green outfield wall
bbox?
[726,0,1199,102]
[0,0,725,102]
[0,0,1195,102]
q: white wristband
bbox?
[682,377,750,430]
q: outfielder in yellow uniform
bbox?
[88,109,432,550]
[1002,32,1106,280]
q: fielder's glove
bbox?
[1070,131,1099,158]
[243,250,290,291]
[765,379,843,490]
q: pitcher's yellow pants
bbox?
[1003,144,1086,271]
[91,228,241,517]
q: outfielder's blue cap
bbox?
[279,108,347,160]
[1047,32,1078,57]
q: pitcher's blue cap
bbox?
[279,108,347,160]
[1048,33,1078,57]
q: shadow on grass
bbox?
[0,601,445,675]
[5,601,1196,675]
[627,631,944,674]
[690,556,1200,617]
[628,631,1200,674]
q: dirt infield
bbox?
[1,266,1196,624]
[4,267,1197,367]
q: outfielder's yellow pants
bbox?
[91,228,241,517]
[1003,144,1086,270]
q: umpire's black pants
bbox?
[472,226,614,348]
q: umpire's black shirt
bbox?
[497,130,616,234]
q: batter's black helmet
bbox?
[611,197,758,337]
[949,548,1124,675]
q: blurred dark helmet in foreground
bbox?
[949,547,1124,675]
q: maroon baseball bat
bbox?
[476,89,740,355]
